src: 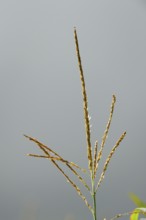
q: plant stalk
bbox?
[91,174,97,220]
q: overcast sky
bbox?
[0,1,146,220]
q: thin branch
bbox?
[96,131,126,190]
[25,135,93,212]
[110,210,146,220]
[27,153,86,172]
[95,95,116,172]
[24,135,90,191]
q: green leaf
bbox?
[130,208,146,220]
[129,193,146,207]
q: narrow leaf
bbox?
[129,193,146,207]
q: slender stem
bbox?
[93,190,97,220]
[91,174,97,220]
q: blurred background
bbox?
[0,0,146,219]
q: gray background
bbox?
[0,0,146,220]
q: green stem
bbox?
[93,190,97,220]
[91,174,97,220]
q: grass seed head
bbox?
[74,28,93,172]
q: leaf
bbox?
[129,193,146,207]
[130,208,146,220]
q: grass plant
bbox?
[24,29,145,220]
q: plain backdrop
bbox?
[0,1,146,220]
